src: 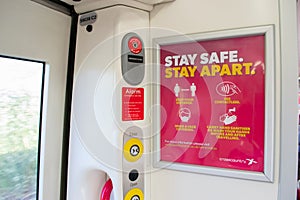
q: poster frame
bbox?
[152,25,275,182]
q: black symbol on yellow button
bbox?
[131,195,140,200]
[130,145,140,156]
[124,138,143,162]
[124,188,144,200]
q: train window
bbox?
[0,55,45,200]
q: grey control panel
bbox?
[123,126,144,200]
[121,32,145,85]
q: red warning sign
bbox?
[122,87,144,121]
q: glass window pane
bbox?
[0,56,44,200]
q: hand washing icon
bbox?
[219,107,237,125]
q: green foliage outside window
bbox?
[0,91,39,200]
[0,57,43,200]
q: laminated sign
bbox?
[122,87,144,121]
[155,27,275,177]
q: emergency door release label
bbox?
[122,87,144,121]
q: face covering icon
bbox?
[219,107,237,125]
[179,108,191,122]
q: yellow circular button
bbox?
[124,138,143,162]
[124,188,144,200]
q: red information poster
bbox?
[122,87,144,121]
[159,35,265,172]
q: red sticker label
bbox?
[122,87,144,121]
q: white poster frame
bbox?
[152,25,275,182]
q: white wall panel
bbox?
[150,0,297,199]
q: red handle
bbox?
[100,179,113,200]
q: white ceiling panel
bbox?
[58,0,174,13]
[60,0,94,6]
[60,0,174,7]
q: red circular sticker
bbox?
[128,37,142,54]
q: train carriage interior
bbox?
[0,0,299,200]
